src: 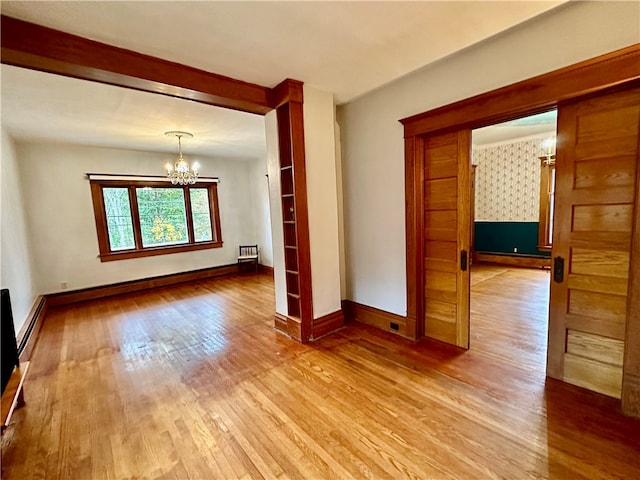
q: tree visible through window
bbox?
[137,187,189,247]
[91,179,222,261]
[103,187,135,251]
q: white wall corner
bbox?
[334,118,347,300]
[248,156,274,268]
[1,129,38,334]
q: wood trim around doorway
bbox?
[400,44,640,138]
[400,44,640,417]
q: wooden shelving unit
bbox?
[275,98,313,341]
[279,106,301,321]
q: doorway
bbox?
[401,49,640,414]
[468,112,556,371]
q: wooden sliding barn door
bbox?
[423,131,471,348]
[548,85,640,398]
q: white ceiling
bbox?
[0,1,566,158]
[473,110,557,146]
[1,65,268,159]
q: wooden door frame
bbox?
[400,44,640,416]
[0,15,315,341]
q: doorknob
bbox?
[553,256,564,283]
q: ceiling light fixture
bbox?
[540,136,556,166]
[164,131,199,185]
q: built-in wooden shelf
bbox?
[279,102,302,329]
[275,91,312,342]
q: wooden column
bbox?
[404,135,423,340]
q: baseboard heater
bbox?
[475,252,551,268]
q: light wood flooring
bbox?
[2,267,639,479]
[470,264,550,374]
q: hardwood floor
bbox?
[2,269,639,479]
[470,264,550,373]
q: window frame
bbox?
[537,157,555,252]
[90,179,222,262]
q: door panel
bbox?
[571,249,630,278]
[424,241,457,273]
[424,178,457,210]
[423,131,471,348]
[548,86,640,398]
[425,210,456,240]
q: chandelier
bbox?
[164,131,199,185]
[539,137,556,166]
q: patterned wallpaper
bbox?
[473,137,549,222]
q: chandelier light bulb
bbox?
[542,136,556,155]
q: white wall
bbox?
[338,0,640,316]
[265,111,287,315]
[303,85,342,319]
[249,157,273,267]
[0,128,37,334]
[16,141,266,293]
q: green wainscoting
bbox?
[474,222,550,257]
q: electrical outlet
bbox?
[61,281,68,290]
[513,247,518,253]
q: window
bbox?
[538,159,555,250]
[90,178,222,261]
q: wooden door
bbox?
[548,85,640,398]
[423,131,471,348]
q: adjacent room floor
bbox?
[2,269,639,479]
[470,264,550,373]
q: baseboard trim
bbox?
[47,264,240,307]
[274,313,288,333]
[259,264,274,276]
[311,309,345,340]
[476,253,551,269]
[16,296,47,363]
[342,300,410,339]
[273,313,305,342]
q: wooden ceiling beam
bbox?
[0,15,273,115]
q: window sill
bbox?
[99,241,223,262]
